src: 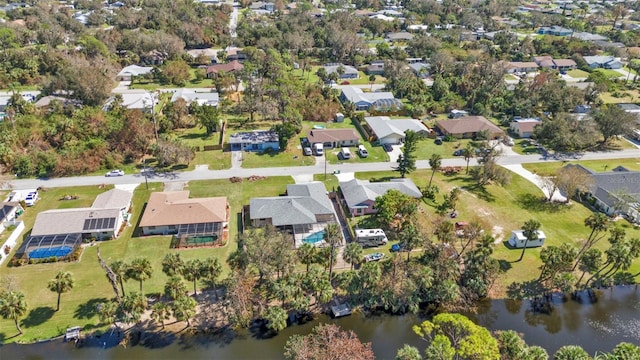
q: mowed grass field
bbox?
[0,176,295,342]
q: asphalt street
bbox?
[5,149,640,191]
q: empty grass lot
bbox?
[566,69,590,79]
[0,176,295,342]
[130,68,215,90]
[523,158,640,175]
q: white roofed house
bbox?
[249,182,338,248]
[364,116,430,144]
[339,86,403,112]
[323,63,359,79]
[171,89,219,107]
[106,92,158,111]
[508,230,546,248]
[116,65,154,81]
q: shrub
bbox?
[3,245,10,255]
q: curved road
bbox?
[5,149,640,191]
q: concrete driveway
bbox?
[388,144,403,163]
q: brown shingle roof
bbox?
[307,129,360,144]
[513,121,539,134]
[206,60,244,75]
[139,191,228,227]
[436,116,504,136]
[553,59,577,67]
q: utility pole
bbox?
[150,90,159,143]
[324,147,327,180]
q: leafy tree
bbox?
[343,242,364,270]
[0,290,27,334]
[48,271,74,311]
[413,313,500,360]
[428,153,442,187]
[284,323,375,360]
[154,138,194,168]
[162,59,191,86]
[517,219,541,262]
[151,301,171,329]
[172,295,197,327]
[164,276,188,300]
[243,225,295,281]
[374,189,418,233]
[554,345,591,360]
[554,166,594,203]
[190,103,220,135]
[397,130,419,178]
[127,257,153,293]
[396,344,423,360]
[593,105,637,145]
[264,306,288,333]
[162,253,184,277]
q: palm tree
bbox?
[324,223,342,281]
[110,260,129,296]
[343,242,363,270]
[181,259,204,295]
[162,253,184,277]
[0,290,27,334]
[463,143,474,174]
[201,257,222,300]
[428,153,442,187]
[517,219,541,262]
[121,292,148,324]
[573,213,610,271]
[151,301,171,329]
[127,257,153,293]
[297,243,317,273]
[164,276,188,300]
[172,295,197,327]
[264,306,288,333]
[97,301,118,325]
[47,271,74,311]
[554,345,591,360]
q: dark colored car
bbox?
[453,149,464,156]
[382,143,393,152]
[434,136,444,145]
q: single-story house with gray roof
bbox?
[339,178,421,217]
[339,86,402,111]
[229,130,280,152]
[323,63,359,79]
[249,182,337,247]
[582,56,622,69]
[567,164,640,223]
[116,65,154,81]
[365,116,430,145]
[307,129,360,148]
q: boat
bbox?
[364,252,384,262]
[330,303,352,318]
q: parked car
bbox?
[503,137,515,146]
[339,147,351,160]
[434,136,444,145]
[453,149,464,156]
[314,143,324,156]
[357,145,368,158]
[105,169,125,177]
[364,252,385,262]
[340,81,350,85]
[382,143,393,152]
[390,243,407,252]
[24,191,38,206]
[303,147,312,156]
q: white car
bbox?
[105,169,125,177]
[24,191,38,206]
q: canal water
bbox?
[2,286,639,359]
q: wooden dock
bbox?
[65,326,81,342]
[330,303,352,318]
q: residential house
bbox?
[324,63,359,79]
[364,116,430,144]
[307,129,360,149]
[508,230,546,248]
[249,1,274,14]
[408,62,430,78]
[510,118,542,138]
[385,31,414,42]
[116,65,154,81]
[170,89,219,107]
[92,188,133,221]
[567,164,640,223]
[229,130,280,152]
[34,96,81,109]
[582,55,622,69]
[106,92,157,111]
[572,32,608,42]
[0,202,23,234]
[339,178,421,217]
[339,86,402,111]
[249,182,336,247]
[533,56,577,71]
[505,62,539,74]
[449,109,469,119]
[407,24,429,32]
[186,48,218,63]
[366,61,385,76]
[206,60,244,79]
[436,116,505,139]
[537,26,572,36]
[573,105,592,114]
[141,50,168,66]
[139,191,229,237]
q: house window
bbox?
[148,226,156,230]
[168,225,176,230]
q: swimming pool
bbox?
[28,246,73,259]
[303,230,326,244]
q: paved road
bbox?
[5,149,640,191]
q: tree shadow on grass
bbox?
[74,297,108,320]
[516,193,570,213]
[21,306,55,328]
[498,259,512,273]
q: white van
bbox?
[357,145,368,158]
[340,147,351,160]
[314,143,324,156]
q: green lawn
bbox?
[504,74,519,81]
[511,139,543,155]
[593,68,622,79]
[240,145,316,168]
[523,158,640,176]
[0,176,296,342]
[566,69,590,79]
[415,137,472,159]
[129,68,215,90]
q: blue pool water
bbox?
[303,230,326,244]
[29,246,73,259]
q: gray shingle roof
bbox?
[568,164,640,210]
[339,178,422,208]
[341,87,396,105]
[92,189,132,209]
[31,208,121,236]
[364,116,429,140]
[250,182,334,226]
